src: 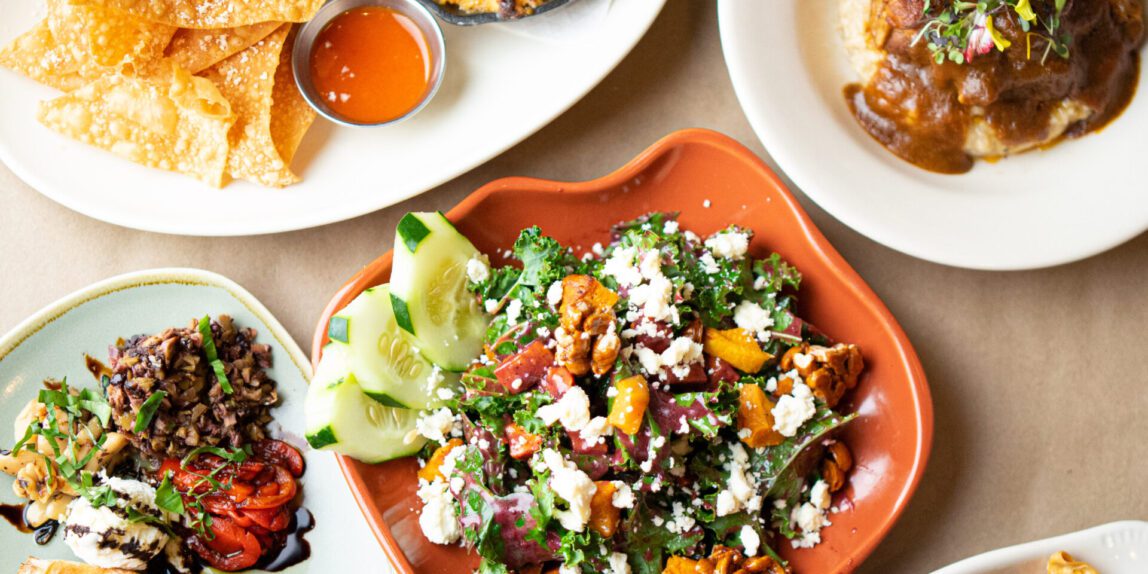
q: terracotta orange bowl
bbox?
[311,128,933,573]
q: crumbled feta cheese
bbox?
[733,300,774,341]
[608,552,631,574]
[703,199,712,208]
[466,256,490,283]
[506,299,524,326]
[592,242,605,256]
[484,299,499,314]
[629,275,676,323]
[716,444,759,517]
[416,408,456,443]
[705,231,749,260]
[715,490,738,516]
[698,253,721,274]
[663,220,679,234]
[542,450,597,532]
[559,565,579,574]
[660,337,703,371]
[611,482,635,509]
[753,275,768,291]
[602,246,642,287]
[425,364,445,392]
[740,525,761,556]
[416,481,460,544]
[581,416,613,443]
[547,281,564,308]
[536,386,591,431]
[790,501,831,549]
[634,346,662,376]
[667,502,695,534]
[772,383,817,437]
[810,479,831,510]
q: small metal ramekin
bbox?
[292,0,446,127]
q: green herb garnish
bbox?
[133,390,167,433]
[155,472,186,515]
[198,315,233,394]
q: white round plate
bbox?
[718,0,1148,270]
[0,268,386,573]
[0,0,664,236]
[932,521,1148,573]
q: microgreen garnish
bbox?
[162,444,251,537]
[198,315,234,394]
[133,390,168,433]
[914,0,1070,65]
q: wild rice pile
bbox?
[104,315,279,460]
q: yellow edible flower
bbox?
[986,16,1012,52]
[1014,0,1037,22]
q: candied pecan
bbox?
[822,440,854,493]
[555,275,619,376]
[779,342,864,408]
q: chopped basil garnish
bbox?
[155,472,185,515]
[133,390,167,433]
[198,315,233,394]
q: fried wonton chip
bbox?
[47,0,175,70]
[0,0,172,91]
[37,63,235,186]
[0,20,85,91]
[269,29,317,174]
[166,21,282,74]
[199,25,313,187]
[79,0,325,29]
[1047,551,1099,574]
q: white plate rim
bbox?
[717,0,1148,271]
[0,0,666,237]
[931,520,1148,574]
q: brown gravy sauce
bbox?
[846,0,1144,174]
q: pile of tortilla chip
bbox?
[0,0,326,188]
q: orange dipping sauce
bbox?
[310,7,433,124]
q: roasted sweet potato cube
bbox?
[737,383,784,448]
[588,480,620,537]
[607,375,649,435]
[505,422,543,460]
[704,328,773,374]
[417,438,464,482]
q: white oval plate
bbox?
[0,268,385,573]
[718,0,1148,270]
[932,521,1148,574]
[0,0,664,236]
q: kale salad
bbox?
[305,212,865,574]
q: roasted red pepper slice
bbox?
[252,439,305,478]
[188,515,263,571]
[241,506,291,532]
[240,465,297,510]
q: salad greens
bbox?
[410,212,865,574]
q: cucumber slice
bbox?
[390,212,488,371]
[304,344,427,463]
[328,285,452,410]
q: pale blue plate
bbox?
[0,268,386,573]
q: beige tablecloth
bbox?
[2,2,1146,572]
